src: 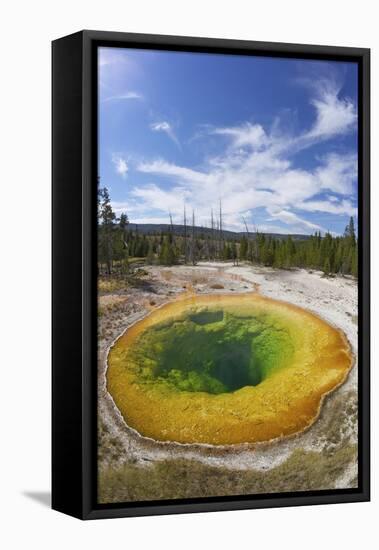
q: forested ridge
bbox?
[98,187,358,278]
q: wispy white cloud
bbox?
[132,183,188,212]
[99,48,133,68]
[150,121,181,149]
[99,47,143,102]
[298,198,356,217]
[135,145,356,231]
[315,152,357,195]
[306,78,357,140]
[112,154,129,178]
[102,91,143,103]
[138,159,208,185]
[134,151,356,233]
[212,123,268,150]
[267,208,325,233]
[123,75,357,234]
[212,80,356,157]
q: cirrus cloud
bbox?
[150,121,181,149]
[114,75,358,235]
[112,154,129,178]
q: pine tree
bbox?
[323,258,331,276]
[146,240,155,265]
[273,241,284,268]
[231,241,238,265]
[98,187,116,274]
[119,212,129,274]
[183,205,188,264]
[284,236,295,268]
[351,245,358,277]
[159,236,176,266]
[223,242,232,260]
[345,216,356,246]
[240,235,248,260]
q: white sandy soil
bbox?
[98,263,358,488]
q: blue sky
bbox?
[99,47,358,235]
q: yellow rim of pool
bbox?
[106,293,353,445]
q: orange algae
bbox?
[106,294,353,445]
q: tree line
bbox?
[98,186,358,278]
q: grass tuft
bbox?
[98,444,357,504]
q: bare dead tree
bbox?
[191,209,196,265]
[253,222,259,263]
[183,204,187,264]
[204,216,210,261]
[219,198,223,259]
[211,208,215,261]
[242,214,259,263]
[119,213,130,275]
[169,211,174,235]
[242,216,250,239]
[168,211,175,253]
[216,218,220,259]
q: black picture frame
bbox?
[52,30,370,520]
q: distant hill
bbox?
[126,223,310,241]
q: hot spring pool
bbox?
[106,294,353,445]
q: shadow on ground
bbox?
[23,491,51,508]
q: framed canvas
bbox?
[52,30,370,520]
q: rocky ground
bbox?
[97,263,358,501]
